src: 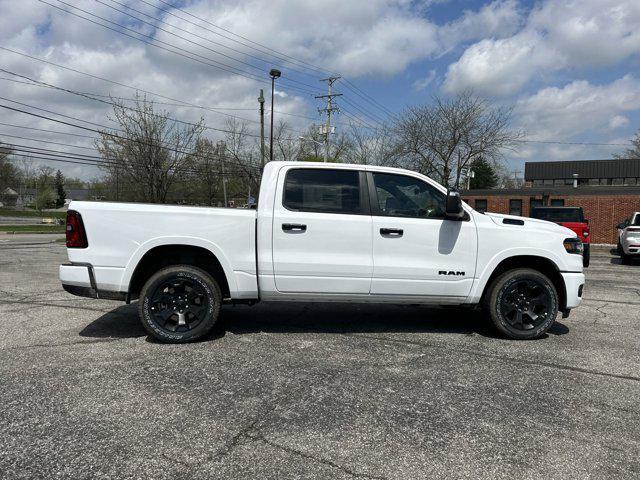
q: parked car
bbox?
[617,212,640,264]
[530,207,590,267]
[60,162,585,343]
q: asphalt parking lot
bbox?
[0,235,639,479]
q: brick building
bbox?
[461,159,640,244]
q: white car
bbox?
[617,212,640,264]
[60,161,585,343]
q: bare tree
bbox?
[393,91,523,187]
[344,123,394,166]
[96,94,205,203]
[222,118,261,198]
[613,129,640,159]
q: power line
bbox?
[137,0,400,123]
[0,133,97,152]
[96,0,322,92]
[0,103,262,171]
[4,143,258,177]
[0,48,312,135]
[0,70,308,137]
[143,0,336,77]
[38,0,317,97]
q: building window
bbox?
[550,199,565,206]
[543,179,554,186]
[530,198,544,209]
[624,178,637,185]
[553,179,565,186]
[475,199,487,213]
[612,178,624,186]
[533,179,543,186]
[509,199,522,216]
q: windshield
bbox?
[530,207,584,223]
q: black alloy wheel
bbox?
[149,278,209,333]
[139,265,221,343]
[499,279,553,331]
[485,268,559,340]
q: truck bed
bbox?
[62,201,258,298]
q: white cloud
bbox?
[608,115,630,131]
[514,75,640,140]
[438,0,522,50]
[444,0,640,95]
[412,69,437,91]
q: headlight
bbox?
[563,237,584,255]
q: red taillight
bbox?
[66,210,88,248]
[582,227,589,239]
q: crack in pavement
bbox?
[594,303,609,325]
[347,333,640,383]
[246,431,389,480]
[211,418,261,462]
[0,337,125,351]
[0,299,114,313]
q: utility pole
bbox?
[218,140,228,207]
[258,89,265,169]
[512,169,522,188]
[315,76,342,162]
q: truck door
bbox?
[368,171,477,299]
[272,167,373,294]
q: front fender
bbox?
[468,247,566,303]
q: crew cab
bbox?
[60,162,585,343]
[617,212,640,264]
[530,207,590,267]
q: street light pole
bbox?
[258,89,265,169]
[269,69,281,163]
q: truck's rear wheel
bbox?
[138,265,221,343]
[484,268,558,340]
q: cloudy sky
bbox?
[1,0,639,180]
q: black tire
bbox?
[484,268,558,340]
[621,253,631,265]
[138,265,222,343]
[617,241,623,256]
[582,245,590,268]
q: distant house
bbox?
[1,187,19,207]
[65,189,90,202]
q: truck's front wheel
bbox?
[138,265,222,343]
[484,268,558,340]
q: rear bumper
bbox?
[622,237,640,255]
[561,272,585,309]
[60,264,127,301]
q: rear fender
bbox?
[120,236,238,295]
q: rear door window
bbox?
[283,168,362,214]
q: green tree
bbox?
[35,186,56,212]
[0,145,20,191]
[613,129,640,159]
[54,170,67,208]
[469,157,498,189]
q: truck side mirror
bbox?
[445,190,464,219]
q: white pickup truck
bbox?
[60,161,585,342]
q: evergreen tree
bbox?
[54,170,67,208]
[469,157,498,189]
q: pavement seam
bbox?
[0,299,114,313]
[346,333,640,383]
[246,431,389,480]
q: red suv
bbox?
[530,207,590,267]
